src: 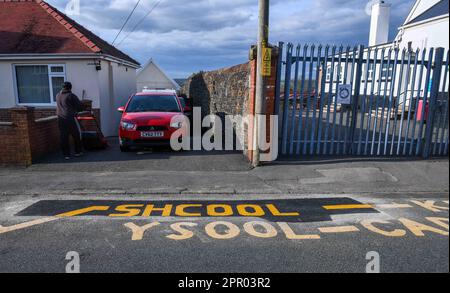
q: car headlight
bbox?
[170,122,183,129]
[121,121,136,130]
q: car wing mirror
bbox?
[117,106,125,113]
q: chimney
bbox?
[369,1,391,46]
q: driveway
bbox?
[30,137,252,173]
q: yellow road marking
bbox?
[57,206,110,217]
[0,206,110,235]
[318,226,360,233]
[277,222,321,240]
[322,204,373,210]
[411,200,449,212]
[0,217,58,234]
[376,203,413,209]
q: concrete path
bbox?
[0,143,448,197]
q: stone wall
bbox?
[181,62,251,119]
[180,63,251,154]
[180,46,279,162]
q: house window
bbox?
[326,66,332,82]
[381,63,393,81]
[367,63,375,82]
[334,65,345,83]
[14,64,66,105]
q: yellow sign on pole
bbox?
[262,47,272,77]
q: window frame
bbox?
[367,63,375,82]
[13,64,67,106]
[380,62,394,82]
[325,65,332,82]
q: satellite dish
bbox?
[365,0,379,16]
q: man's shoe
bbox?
[64,156,71,160]
[74,152,84,158]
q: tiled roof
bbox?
[0,0,140,66]
[405,0,449,26]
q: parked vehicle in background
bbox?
[118,90,187,152]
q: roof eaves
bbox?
[36,0,102,53]
[404,0,449,26]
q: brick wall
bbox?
[0,106,101,166]
[24,106,101,127]
[249,47,279,162]
[0,109,11,121]
[29,115,60,161]
[0,108,33,166]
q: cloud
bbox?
[47,0,415,77]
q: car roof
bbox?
[136,89,177,96]
[135,92,177,97]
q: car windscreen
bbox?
[126,95,181,113]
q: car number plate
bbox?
[141,131,164,138]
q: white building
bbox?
[0,0,140,137]
[325,0,449,103]
[395,0,449,51]
[136,59,180,92]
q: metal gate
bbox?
[275,43,449,158]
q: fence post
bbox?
[281,44,293,155]
[349,45,365,154]
[423,47,445,159]
[274,42,284,116]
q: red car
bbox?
[118,90,186,152]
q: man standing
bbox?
[56,82,84,160]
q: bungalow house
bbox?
[0,0,141,137]
[136,59,180,92]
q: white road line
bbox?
[376,203,413,209]
[318,226,360,233]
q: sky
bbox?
[47,0,416,78]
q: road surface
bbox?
[0,193,448,273]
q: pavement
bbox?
[0,139,448,273]
[0,139,448,197]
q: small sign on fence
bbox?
[262,47,272,77]
[337,84,352,105]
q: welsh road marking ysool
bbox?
[122,217,449,241]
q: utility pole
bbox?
[252,0,270,167]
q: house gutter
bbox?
[0,53,141,69]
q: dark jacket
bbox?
[56,90,84,120]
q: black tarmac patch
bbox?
[16,198,379,222]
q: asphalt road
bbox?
[0,193,448,273]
